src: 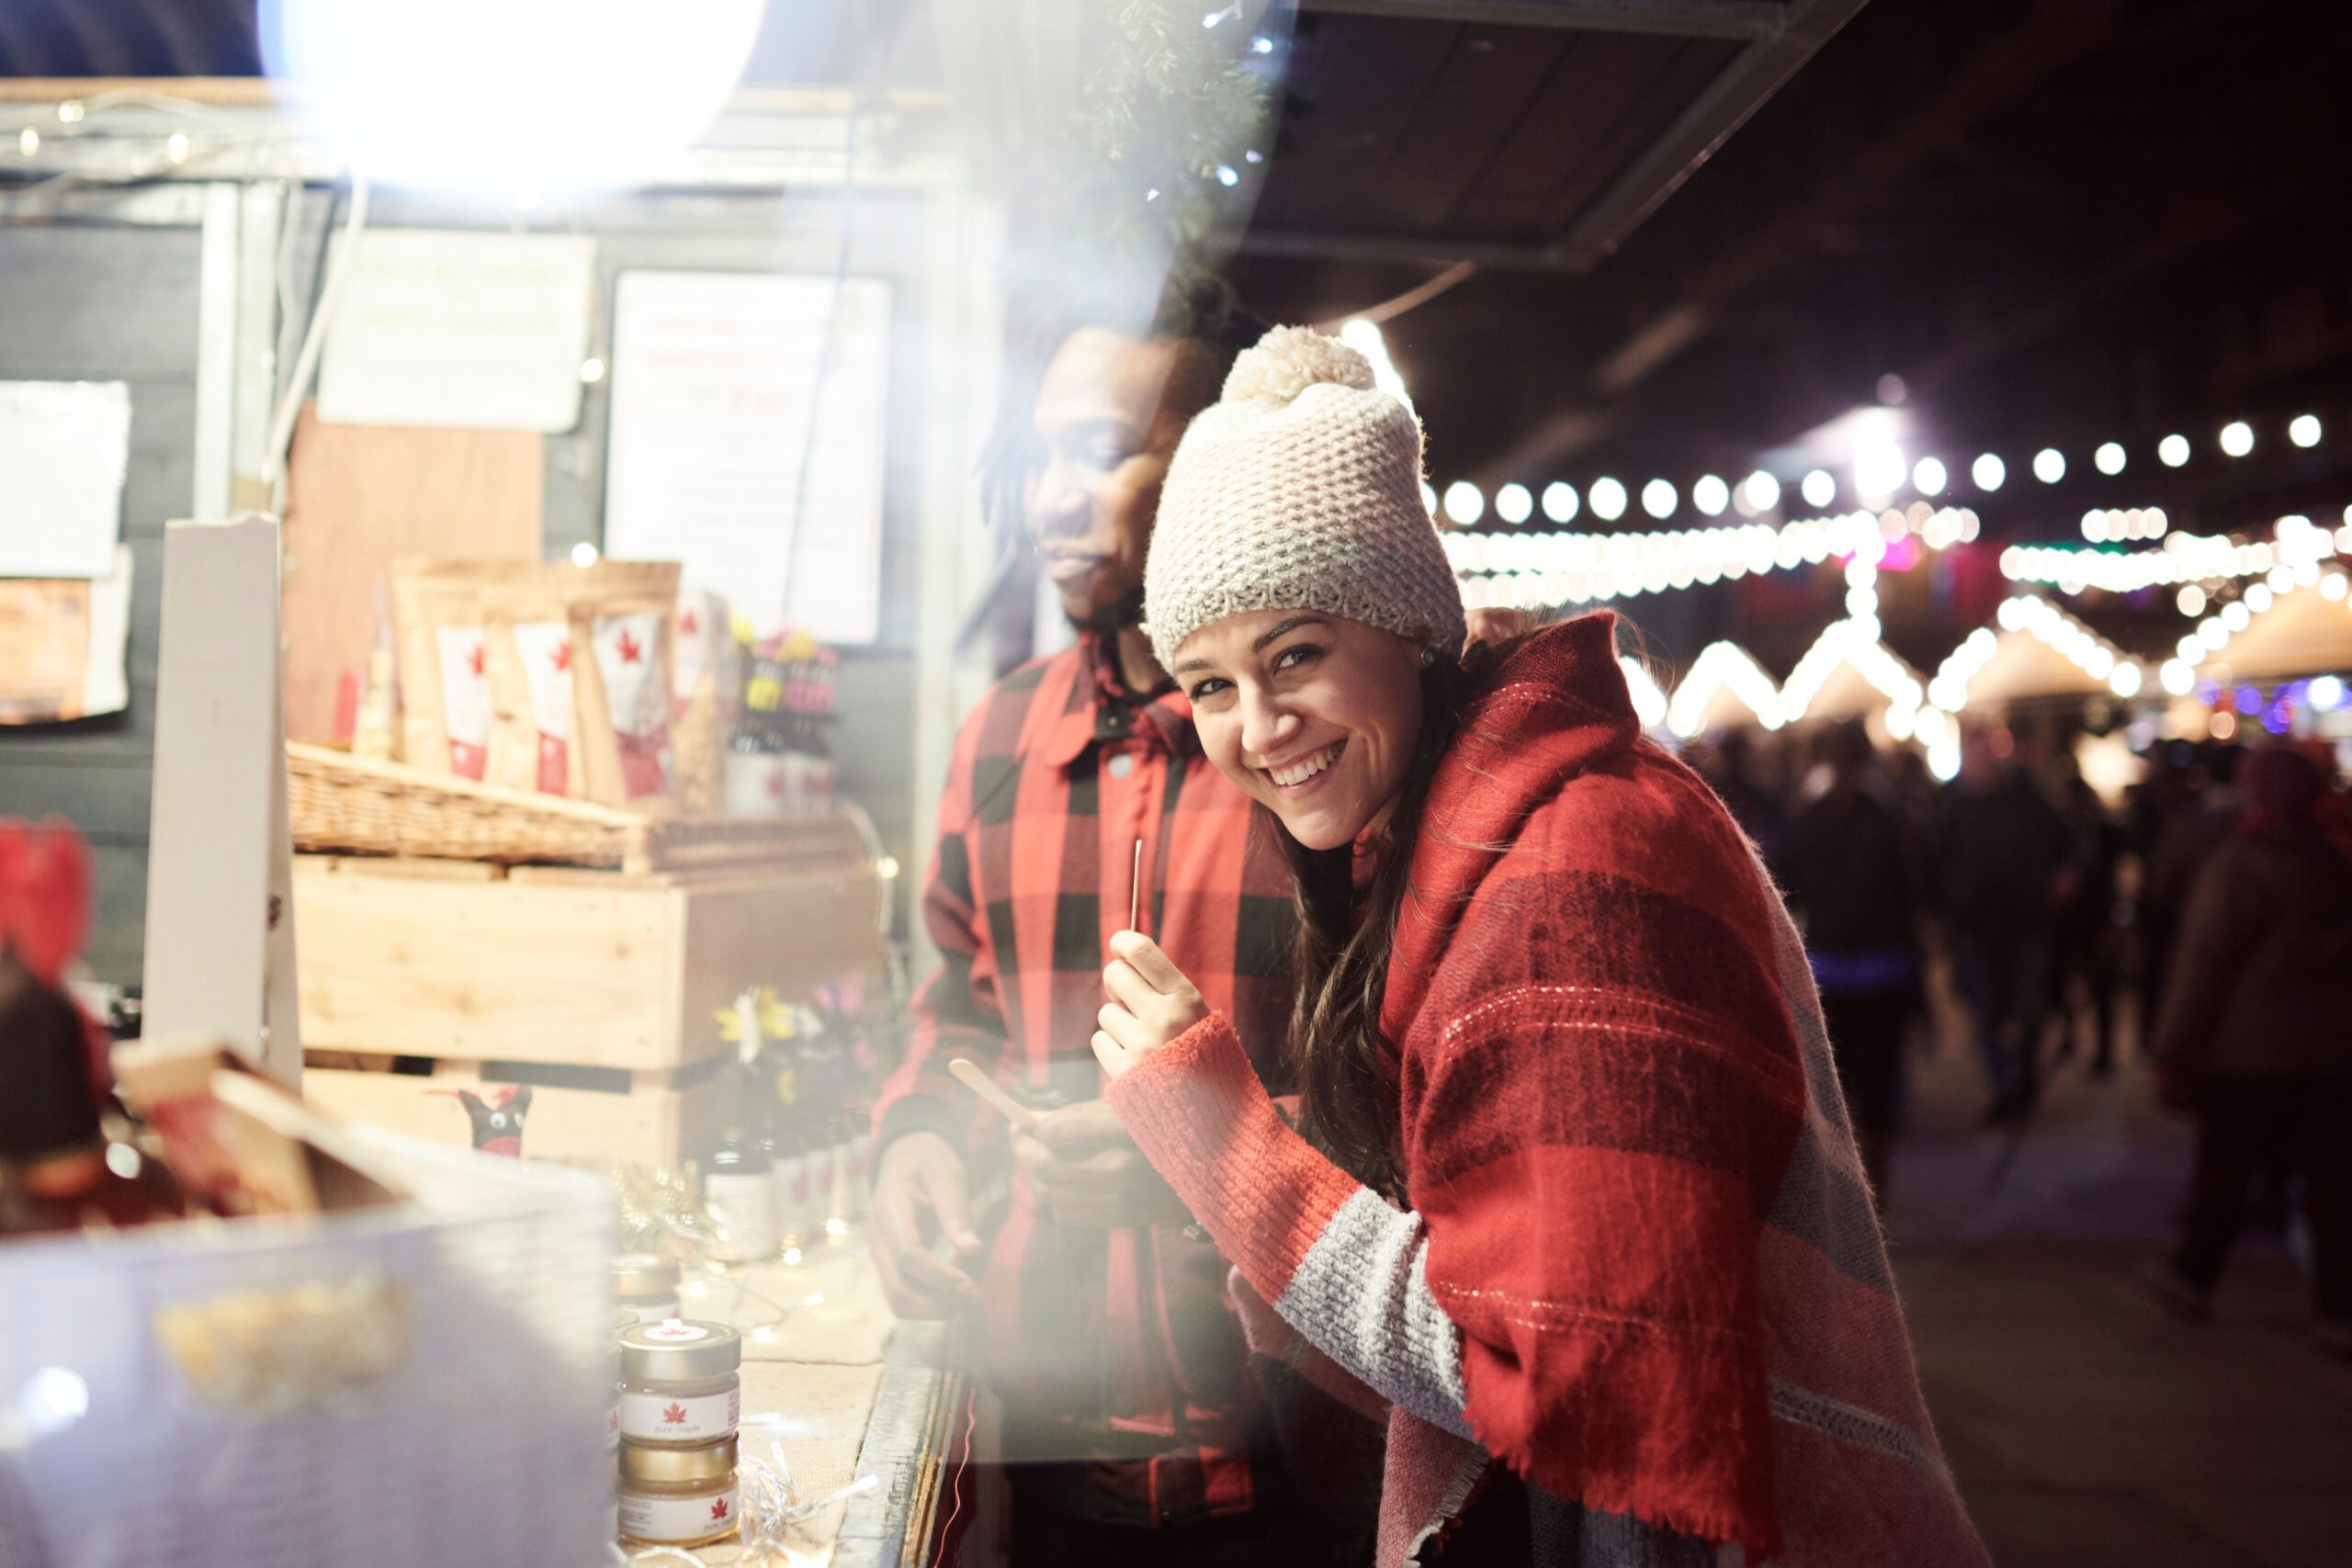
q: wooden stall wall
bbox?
[523,190,933,934]
[0,222,202,986]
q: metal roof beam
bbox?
[1295,0,1791,40]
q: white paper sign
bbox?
[0,380,130,579]
[604,270,890,644]
[318,230,597,432]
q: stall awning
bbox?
[1933,595,2143,710]
[2196,576,2352,681]
[1666,640,1782,736]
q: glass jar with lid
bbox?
[616,1318,741,1445]
[617,1435,739,1547]
[613,1254,683,1321]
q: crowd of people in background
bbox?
[1687,717,2352,1355]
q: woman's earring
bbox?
[1419,646,1438,670]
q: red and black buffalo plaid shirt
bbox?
[876,630,1296,1529]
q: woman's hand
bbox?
[1091,931,1211,1081]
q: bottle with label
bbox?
[701,1105,777,1262]
[0,949,184,1237]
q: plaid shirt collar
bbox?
[1034,628,1202,768]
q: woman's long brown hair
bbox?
[1266,640,1502,1200]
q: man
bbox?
[869,276,1308,1561]
[1939,727,2075,1123]
[1780,720,1926,1201]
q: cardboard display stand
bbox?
[138,514,302,1083]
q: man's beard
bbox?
[1069,581,1147,635]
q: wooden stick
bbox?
[1129,837,1143,934]
[947,1056,1042,1132]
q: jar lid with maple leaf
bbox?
[620,1434,738,1484]
[618,1318,741,1382]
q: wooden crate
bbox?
[303,1059,729,1168]
[292,852,884,1070]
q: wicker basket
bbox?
[287,742,857,874]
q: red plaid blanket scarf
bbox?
[1110,615,1989,1566]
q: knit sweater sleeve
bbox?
[1106,1012,1476,1439]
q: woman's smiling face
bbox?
[1172,610,1425,851]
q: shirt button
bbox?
[1107,752,1136,780]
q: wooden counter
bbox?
[638,1243,967,1567]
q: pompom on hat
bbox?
[1145,325,1466,671]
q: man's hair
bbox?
[978,261,1260,534]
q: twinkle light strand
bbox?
[1450,504,1978,611]
[2001,512,2347,595]
[1439,411,2334,532]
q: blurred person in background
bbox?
[1781,720,1927,1202]
[2045,760,2125,1078]
[2139,741,2245,1030]
[2144,744,2352,1359]
[1688,726,1786,871]
[1939,728,2075,1123]
[866,269,1320,1563]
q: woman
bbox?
[1089,328,1986,1566]
[2144,743,2352,1356]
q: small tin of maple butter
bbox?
[617,1435,739,1547]
[616,1318,741,1445]
[614,1254,684,1321]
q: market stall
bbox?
[0,42,999,1562]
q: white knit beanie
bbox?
[1145,325,1466,671]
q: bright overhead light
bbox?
[2094,442,2125,476]
[260,0,767,200]
[1854,434,1906,501]
[1541,481,1578,524]
[1692,474,1730,515]
[2176,585,2205,616]
[571,541,600,567]
[1800,468,1837,509]
[2157,433,2189,468]
[2220,420,2255,457]
[1494,482,1532,525]
[1589,477,1628,522]
[1442,481,1485,525]
[1913,456,1948,497]
[1973,453,2006,491]
[2290,413,2322,448]
[2312,673,2346,711]
[2160,658,2195,696]
[2033,447,2065,484]
[2109,662,2142,698]
[1420,481,1437,515]
[1642,479,1679,520]
[1742,470,1781,513]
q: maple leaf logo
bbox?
[661,1401,689,1425]
[680,608,699,636]
[551,640,571,673]
[466,640,485,677]
[616,627,644,664]
[710,1497,730,1522]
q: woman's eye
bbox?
[1186,677,1231,701]
[1272,643,1324,671]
